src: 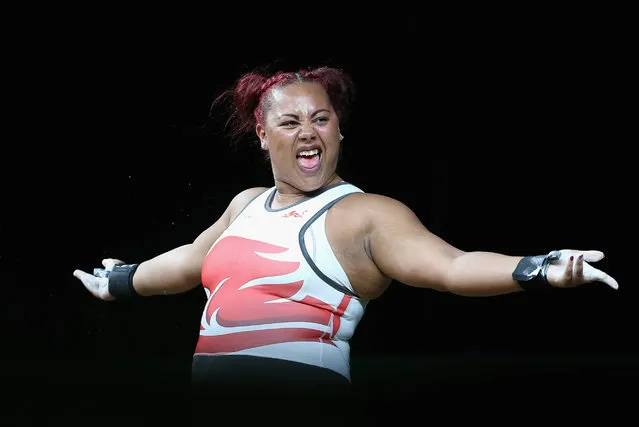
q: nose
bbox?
[298,123,317,141]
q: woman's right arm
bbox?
[130,207,232,297]
[73,187,268,300]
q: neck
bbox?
[271,174,343,209]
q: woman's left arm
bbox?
[364,194,618,297]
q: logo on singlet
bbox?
[282,209,307,218]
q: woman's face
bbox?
[256,81,342,193]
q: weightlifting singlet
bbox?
[194,181,367,381]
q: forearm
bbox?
[444,251,525,297]
[132,244,203,296]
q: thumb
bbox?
[102,258,125,270]
[73,269,92,281]
[582,250,605,263]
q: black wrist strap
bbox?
[108,264,140,299]
[513,250,561,290]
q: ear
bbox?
[256,123,269,150]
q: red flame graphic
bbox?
[196,235,351,353]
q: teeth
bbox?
[298,149,319,157]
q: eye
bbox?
[314,117,329,125]
[280,121,298,127]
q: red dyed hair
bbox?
[211,66,356,144]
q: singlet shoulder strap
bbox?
[298,183,364,298]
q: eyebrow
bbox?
[279,109,331,120]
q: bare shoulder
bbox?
[228,186,270,220]
[230,186,270,207]
[192,186,269,249]
[338,191,414,210]
[329,191,422,244]
[333,191,419,226]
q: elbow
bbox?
[441,251,470,295]
[405,250,467,293]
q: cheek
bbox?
[268,133,294,153]
[319,127,339,143]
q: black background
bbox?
[2,7,635,425]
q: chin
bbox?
[298,179,325,194]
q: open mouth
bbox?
[296,148,322,173]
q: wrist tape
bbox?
[107,264,140,299]
[513,250,561,290]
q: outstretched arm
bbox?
[73,187,268,300]
[365,195,618,296]
[130,213,232,297]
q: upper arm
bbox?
[365,194,465,291]
[134,187,269,295]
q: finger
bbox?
[73,269,100,292]
[574,253,584,281]
[582,250,604,263]
[73,269,93,281]
[102,258,124,270]
[93,268,109,278]
[591,269,619,290]
[564,255,575,284]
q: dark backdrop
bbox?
[2,9,634,425]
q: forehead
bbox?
[268,81,332,115]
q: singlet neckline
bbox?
[264,181,349,212]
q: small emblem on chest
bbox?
[282,209,308,219]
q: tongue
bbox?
[297,154,320,170]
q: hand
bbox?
[546,250,618,290]
[73,258,125,301]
